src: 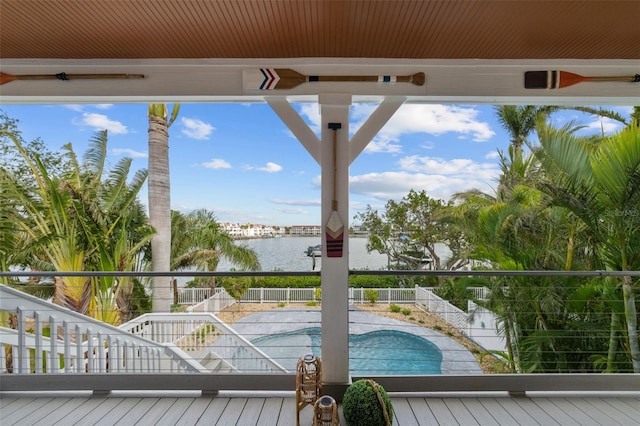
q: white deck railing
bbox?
[0,285,205,375]
[180,286,489,306]
[120,312,288,373]
[415,286,469,332]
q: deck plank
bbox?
[424,398,459,425]
[512,397,562,426]
[1,396,51,420]
[86,397,137,425]
[547,397,602,426]
[116,398,162,425]
[194,397,230,425]
[32,398,91,426]
[258,397,283,425]
[177,397,214,424]
[565,397,627,426]
[495,397,539,425]
[132,397,178,426]
[599,397,640,420]
[527,398,582,426]
[52,397,114,425]
[216,397,247,426]
[459,398,502,424]
[236,398,265,426]
[2,392,639,426]
[279,397,303,426]
[13,397,85,426]
[474,398,519,425]
[390,397,419,425]
[153,397,196,426]
[443,398,480,425]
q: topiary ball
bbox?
[342,379,394,426]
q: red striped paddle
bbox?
[243,68,425,90]
[326,122,344,258]
[525,70,640,89]
[0,72,145,85]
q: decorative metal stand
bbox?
[313,395,340,425]
[296,353,322,426]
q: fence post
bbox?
[287,287,291,304]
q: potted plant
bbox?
[342,379,393,426]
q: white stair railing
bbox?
[0,284,205,374]
[120,312,288,373]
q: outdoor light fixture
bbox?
[296,353,323,425]
[313,395,340,426]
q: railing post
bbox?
[17,307,28,374]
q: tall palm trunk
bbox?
[148,109,172,312]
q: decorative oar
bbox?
[243,68,425,90]
[525,70,640,89]
[0,71,145,85]
[326,122,344,258]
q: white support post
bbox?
[319,93,352,386]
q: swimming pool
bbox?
[252,327,443,375]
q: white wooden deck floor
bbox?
[1,391,639,425]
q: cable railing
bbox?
[1,269,639,394]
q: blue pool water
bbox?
[252,327,442,375]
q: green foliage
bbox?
[342,379,394,426]
[389,304,401,313]
[433,278,477,311]
[364,289,378,304]
[401,308,411,316]
[221,276,256,301]
[354,189,468,271]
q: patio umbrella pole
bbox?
[326,122,344,258]
[0,72,145,85]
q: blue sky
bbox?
[1,103,632,226]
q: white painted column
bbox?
[319,93,352,385]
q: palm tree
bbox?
[535,122,640,372]
[172,209,260,290]
[2,130,151,324]
[148,104,180,312]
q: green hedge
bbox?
[252,274,400,289]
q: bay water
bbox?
[217,236,388,272]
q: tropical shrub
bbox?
[364,289,379,304]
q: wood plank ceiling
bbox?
[1,0,638,61]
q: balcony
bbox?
[1,270,639,425]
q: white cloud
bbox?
[381,104,494,141]
[270,198,321,206]
[258,162,283,173]
[277,207,311,215]
[111,148,147,158]
[398,155,497,180]
[297,103,494,154]
[584,117,624,135]
[245,162,284,173]
[202,158,231,169]
[77,113,128,134]
[181,117,214,140]
[349,154,500,202]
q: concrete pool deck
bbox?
[230,307,483,375]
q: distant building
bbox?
[289,225,322,236]
[220,222,286,238]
